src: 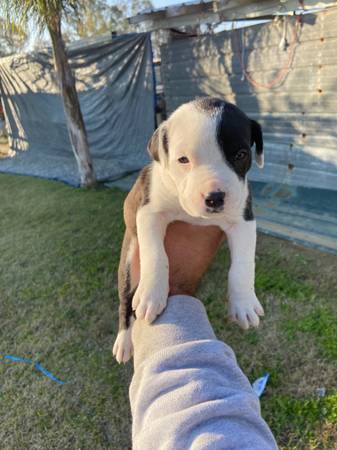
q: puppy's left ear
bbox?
[250,119,264,168]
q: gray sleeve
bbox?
[129,295,278,450]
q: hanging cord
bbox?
[233,14,302,90]
[279,16,289,50]
[240,22,246,81]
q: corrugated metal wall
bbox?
[160,8,337,192]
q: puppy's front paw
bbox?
[132,279,168,323]
[228,293,264,330]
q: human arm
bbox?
[130,294,278,450]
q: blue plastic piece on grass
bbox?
[34,362,66,385]
[0,355,66,385]
[252,373,270,397]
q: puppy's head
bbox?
[148,97,264,219]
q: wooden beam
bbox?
[130,1,214,25]
[215,0,337,19]
[137,12,221,31]
[129,0,337,31]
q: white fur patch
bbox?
[132,205,169,323]
[113,322,134,364]
[256,153,264,168]
[225,219,264,329]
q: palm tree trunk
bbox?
[48,19,96,187]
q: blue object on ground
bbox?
[252,373,270,397]
[0,355,66,385]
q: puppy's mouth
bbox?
[205,206,225,214]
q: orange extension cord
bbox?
[234,15,302,90]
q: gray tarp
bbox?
[0,33,154,186]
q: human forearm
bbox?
[130,295,278,450]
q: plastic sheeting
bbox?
[0,33,154,186]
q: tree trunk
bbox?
[48,18,96,187]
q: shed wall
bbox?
[160,9,337,191]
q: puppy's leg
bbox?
[132,206,170,323]
[113,320,134,364]
[113,232,140,363]
[225,219,264,330]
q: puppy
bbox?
[113,97,265,363]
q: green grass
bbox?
[0,173,336,449]
[284,308,337,360]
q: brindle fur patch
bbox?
[139,165,152,206]
[162,127,169,156]
[243,183,254,221]
[117,164,152,331]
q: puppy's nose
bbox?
[205,191,225,209]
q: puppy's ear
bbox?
[250,119,264,168]
[147,128,160,161]
[147,123,169,164]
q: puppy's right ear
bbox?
[147,128,160,161]
[147,123,169,163]
[250,119,264,168]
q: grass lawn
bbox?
[0,173,336,450]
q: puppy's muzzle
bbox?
[205,191,225,213]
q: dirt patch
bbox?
[0,141,15,159]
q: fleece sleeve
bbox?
[129,294,278,450]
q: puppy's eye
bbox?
[178,156,190,164]
[235,149,248,161]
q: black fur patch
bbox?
[197,97,253,180]
[243,184,254,221]
[216,102,252,180]
[251,119,263,157]
[123,265,136,329]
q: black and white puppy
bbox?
[113,97,265,363]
